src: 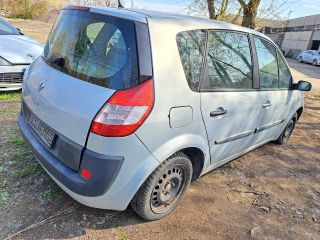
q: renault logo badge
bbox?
[27,53,35,61]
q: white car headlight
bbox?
[0,56,11,66]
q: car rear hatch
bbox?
[22,7,152,171]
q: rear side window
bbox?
[44,10,139,90]
[204,31,253,89]
[176,30,206,91]
[254,37,279,89]
[278,56,292,88]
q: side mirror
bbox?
[293,80,312,91]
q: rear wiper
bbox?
[53,57,66,67]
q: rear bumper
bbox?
[18,113,123,197]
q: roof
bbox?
[89,7,268,39]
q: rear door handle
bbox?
[210,108,227,117]
[262,101,272,108]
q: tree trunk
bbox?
[118,0,124,8]
[241,6,257,28]
[238,0,261,29]
[207,0,215,19]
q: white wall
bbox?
[281,31,313,51]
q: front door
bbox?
[200,30,261,165]
[253,36,294,141]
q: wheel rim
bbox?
[299,57,302,62]
[283,119,294,141]
[150,165,187,214]
[313,60,317,66]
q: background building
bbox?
[262,14,320,58]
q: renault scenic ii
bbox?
[18,6,312,220]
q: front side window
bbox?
[204,31,253,90]
[254,37,279,89]
[278,56,292,88]
[44,10,139,90]
[176,30,206,91]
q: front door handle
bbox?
[262,101,272,108]
[210,108,227,117]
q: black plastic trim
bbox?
[215,130,254,145]
[256,119,285,133]
[135,21,153,82]
[18,113,123,197]
[249,33,260,89]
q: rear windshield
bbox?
[43,10,139,90]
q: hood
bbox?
[0,35,43,64]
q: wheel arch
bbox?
[180,147,205,180]
[296,107,303,121]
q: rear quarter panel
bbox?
[135,19,211,173]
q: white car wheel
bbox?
[313,59,318,66]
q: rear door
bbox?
[22,8,145,170]
[253,36,293,141]
[304,51,313,63]
[200,31,261,165]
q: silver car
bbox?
[0,18,43,91]
[18,6,312,220]
[298,50,320,66]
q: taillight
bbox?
[91,80,154,137]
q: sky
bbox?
[287,0,320,18]
[120,0,320,19]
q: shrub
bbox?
[10,0,49,20]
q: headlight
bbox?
[0,57,11,66]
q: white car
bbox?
[19,6,311,221]
[298,50,320,66]
[0,18,43,91]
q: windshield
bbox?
[43,10,139,90]
[0,18,20,35]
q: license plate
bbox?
[28,113,56,148]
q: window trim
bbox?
[200,29,256,92]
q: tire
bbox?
[313,59,318,66]
[298,57,303,63]
[275,113,297,145]
[131,152,192,221]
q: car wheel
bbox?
[275,113,297,145]
[313,59,318,66]
[298,57,303,63]
[131,152,192,221]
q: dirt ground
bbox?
[0,18,320,240]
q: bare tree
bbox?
[186,0,241,22]
[206,0,229,20]
[188,0,290,29]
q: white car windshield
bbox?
[0,19,20,35]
